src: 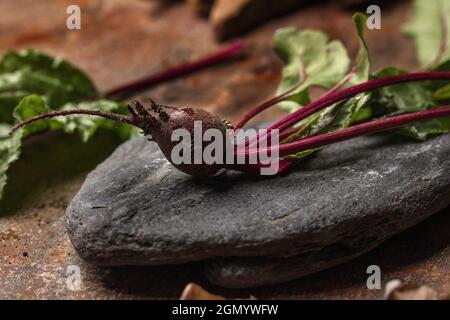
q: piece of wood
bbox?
[211,0,307,41]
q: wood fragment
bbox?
[211,0,306,41]
[180,283,226,300]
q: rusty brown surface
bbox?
[0,0,448,299]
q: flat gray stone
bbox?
[66,133,450,287]
[205,239,381,288]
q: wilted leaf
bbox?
[0,49,97,123]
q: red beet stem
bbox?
[240,106,450,158]
[233,84,299,131]
[273,72,450,131]
[105,41,244,98]
[321,67,356,96]
[276,159,297,174]
[9,109,136,134]
[248,72,450,147]
[234,67,355,132]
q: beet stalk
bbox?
[105,41,243,99]
[10,109,137,131]
[240,106,450,158]
[247,72,450,148]
[273,72,450,131]
[234,66,356,131]
[9,72,450,177]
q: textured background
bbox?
[0,0,449,299]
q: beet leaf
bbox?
[403,0,450,69]
[280,13,371,159]
[0,49,97,123]
[273,26,351,112]
[0,50,132,198]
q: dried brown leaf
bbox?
[386,282,439,300]
[179,282,257,300]
[180,283,226,300]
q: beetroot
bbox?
[9,72,450,177]
[132,100,230,176]
[10,100,231,176]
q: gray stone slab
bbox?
[66,133,450,287]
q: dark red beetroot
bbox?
[131,100,230,176]
[10,100,231,177]
[9,72,450,177]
